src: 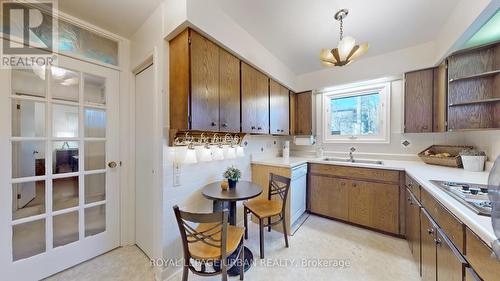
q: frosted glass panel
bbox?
[59,20,118,66]
[84,108,106,138]
[11,67,46,97]
[85,205,106,237]
[52,104,79,138]
[51,67,80,102]
[12,141,46,178]
[85,173,105,204]
[53,211,79,247]
[84,74,106,105]
[13,219,46,261]
[12,99,46,137]
[52,177,79,211]
[52,141,79,174]
[12,181,46,220]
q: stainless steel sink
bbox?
[323,157,383,165]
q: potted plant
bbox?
[460,149,487,172]
[223,166,241,188]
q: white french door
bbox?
[0,55,120,281]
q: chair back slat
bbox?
[173,205,228,262]
[267,173,291,212]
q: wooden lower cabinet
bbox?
[436,228,467,281]
[307,164,401,235]
[421,209,438,281]
[348,180,399,234]
[464,267,482,281]
[465,227,500,281]
[420,202,466,281]
[405,188,421,273]
[309,175,349,221]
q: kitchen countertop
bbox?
[251,156,496,247]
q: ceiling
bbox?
[214,0,461,74]
[58,0,164,37]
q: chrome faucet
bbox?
[349,147,356,162]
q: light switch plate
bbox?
[173,163,181,186]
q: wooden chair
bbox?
[243,173,291,259]
[173,205,245,281]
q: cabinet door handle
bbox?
[222,123,228,128]
[251,126,256,130]
[434,238,442,247]
[211,122,217,127]
[257,127,262,130]
[427,228,434,235]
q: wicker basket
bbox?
[418,145,473,168]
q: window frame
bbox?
[322,82,391,144]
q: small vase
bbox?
[228,179,238,189]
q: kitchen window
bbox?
[323,82,390,143]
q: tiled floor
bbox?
[46,215,420,281]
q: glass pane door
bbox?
[2,55,120,280]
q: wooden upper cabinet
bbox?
[241,62,269,134]
[270,80,290,135]
[295,91,313,135]
[447,43,500,131]
[219,49,241,132]
[190,31,220,131]
[169,29,190,131]
[289,91,297,134]
[404,65,447,133]
[405,69,434,133]
[169,28,241,133]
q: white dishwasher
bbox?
[290,164,308,228]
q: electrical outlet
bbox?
[173,163,181,186]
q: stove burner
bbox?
[431,180,491,216]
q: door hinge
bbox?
[188,36,191,45]
[17,194,21,199]
[17,104,21,110]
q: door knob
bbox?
[108,161,118,168]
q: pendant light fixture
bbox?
[320,9,369,67]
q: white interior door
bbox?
[134,64,155,259]
[0,55,120,281]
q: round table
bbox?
[202,181,263,275]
